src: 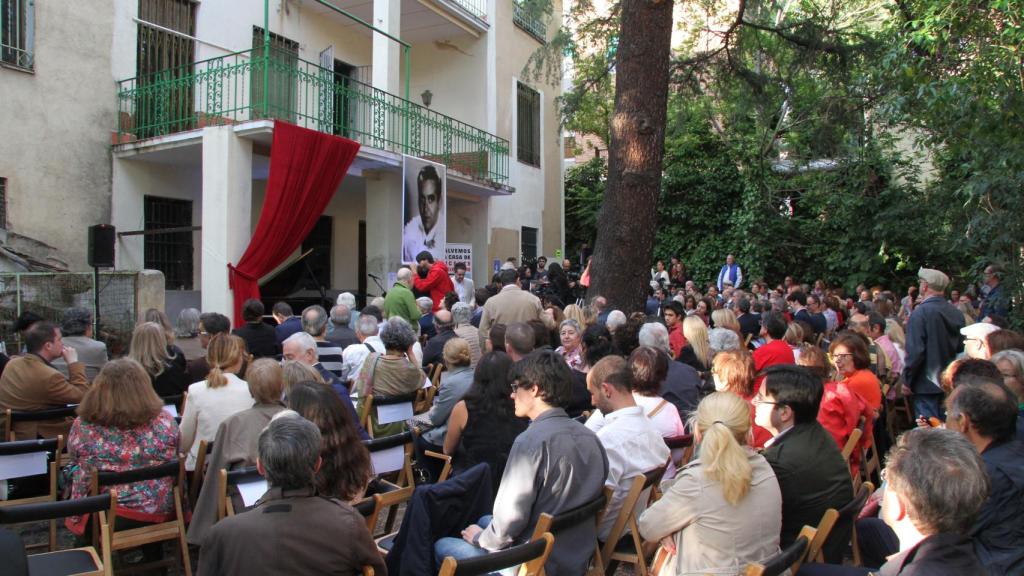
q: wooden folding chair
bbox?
[0,436,63,551]
[5,405,78,441]
[664,433,695,471]
[216,466,266,520]
[91,460,192,576]
[805,509,839,563]
[531,491,607,574]
[741,525,816,576]
[353,493,382,533]
[838,481,874,566]
[363,431,415,536]
[438,533,554,576]
[841,427,863,482]
[0,492,114,576]
[189,439,214,507]
[423,450,453,483]
[599,465,668,576]
[858,421,881,486]
[362,392,418,439]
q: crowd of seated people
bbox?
[0,259,1021,576]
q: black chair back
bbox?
[664,434,693,449]
[225,466,262,487]
[362,430,413,452]
[837,483,871,521]
[547,492,607,533]
[96,460,180,487]
[759,536,809,576]
[643,464,668,489]
[10,406,78,422]
[0,493,113,524]
[450,536,550,576]
[373,392,419,406]
[0,437,60,457]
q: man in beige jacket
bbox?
[478,268,543,349]
[0,321,89,439]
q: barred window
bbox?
[517,82,541,167]
[521,226,538,262]
[144,195,193,290]
[1,0,34,70]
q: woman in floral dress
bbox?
[66,358,179,537]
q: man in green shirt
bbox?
[384,267,422,326]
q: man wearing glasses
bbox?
[754,365,852,563]
[436,350,608,575]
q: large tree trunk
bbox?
[588,0,674,313]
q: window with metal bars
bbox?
[521,226,538,262]
[517,82,541,167]
[135,0,196,137]
[144,196,193,290]
[252,26,299,121]
[1,0,33,70]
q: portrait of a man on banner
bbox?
[402,156,446,263]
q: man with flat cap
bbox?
[903,267,964,420]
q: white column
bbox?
[364,170,403,296]
[372,0,401,95]
[200,125,252,316]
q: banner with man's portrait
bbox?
[402,155,447,264]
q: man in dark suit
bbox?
[755,365,853,562]
[232,299,279,358]
[736,297,761,344]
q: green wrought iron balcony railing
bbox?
[114,48,509,186]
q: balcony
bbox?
[114,48,509,185]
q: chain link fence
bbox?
[0,272,138,356]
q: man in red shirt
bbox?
[753,310,794,390]
[663,301,688,359]
[414,251,455,312]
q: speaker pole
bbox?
[93,265,101,337]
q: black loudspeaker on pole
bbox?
[87,225,115,337]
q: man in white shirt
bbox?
[451,262,475,306]
[341,313,424,382]
[340,314,383,383]
[402,164,445,263]
[585,355,669,541]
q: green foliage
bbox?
[564,157,606,258]
[557,0,1022,323]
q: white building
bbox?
[1,0,565,318]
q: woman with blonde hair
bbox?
[179,334,254,470]
[563,304,587,328]
[678,316,712,373]
[639,392,782,574]
[281,359,323,395]
[129,322,189,398]
[415,338,475,482]
[711,308,742,343]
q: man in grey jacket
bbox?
[52,307,107,381]
[435,350,608,575]
[902,267,964,419]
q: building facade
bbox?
[1,0,564,317]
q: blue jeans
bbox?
[913,393,944,420]
[434,516,516,576]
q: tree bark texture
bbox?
[588,0,674,313]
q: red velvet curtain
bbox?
[228,121,360,326]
